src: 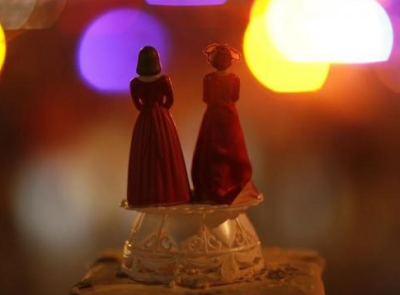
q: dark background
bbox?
[1,0,400,294]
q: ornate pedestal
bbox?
[120,198,264,288]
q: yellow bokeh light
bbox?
[0,23,5,73]
[267,0,393,63]
[244,0,330,93]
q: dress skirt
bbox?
[127,105,191,207]
[192,103,252,204]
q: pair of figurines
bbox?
[121,44,264,288]
[126,44,260,208]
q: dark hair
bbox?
[210,46,232,71]
[136,46,162,76]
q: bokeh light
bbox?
[77,8,170,94]
[375,16,400,93]
[376,0,391,8]
[0,0,36,29]
[267,0,393,63]
[24,0,67,29]
[0,22,6,73]
[244,0,330,93]
[146,0,226,5]
[0,0,66,30]
[13,121,133,250]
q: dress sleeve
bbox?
[203,75,211,104]
[163,76,174,109]
[130,80,143,111]
[232,75,240,102]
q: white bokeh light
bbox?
[267,0,394,63]
[13,122,134,251]
[0,0,66,30]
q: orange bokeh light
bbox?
[244,0,330,93]
[0,23,6,73]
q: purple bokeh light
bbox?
[146,0,227,6]
[77,8,170,94]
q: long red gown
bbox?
[191,72,252,204]
[127,75,191,207]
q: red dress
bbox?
[192,72,252,204]
[127,75,191,207]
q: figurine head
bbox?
[204,43,241,71]
[136,46,162,76]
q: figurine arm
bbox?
[164,77,174,109]
[232,75,240,102]
[130,80,143,111]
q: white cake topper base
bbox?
[120,197,264,288]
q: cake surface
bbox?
[70,248,325,295]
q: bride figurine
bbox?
[127,46,191,207]
[192,43,259,205]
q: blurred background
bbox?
[0,0,400,294]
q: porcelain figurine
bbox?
[127,46,191,207]
[192,43,256,205]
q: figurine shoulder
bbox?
[225,73,240,83]
[204,72,239,81]
[130,78,139,91]
[130,77,140,86]
[130,75,169,86]
[159,75,172,91]
[231,73,240,80]
[204,73,216,82]
[233,74,240,86]
[160,75,171,84]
